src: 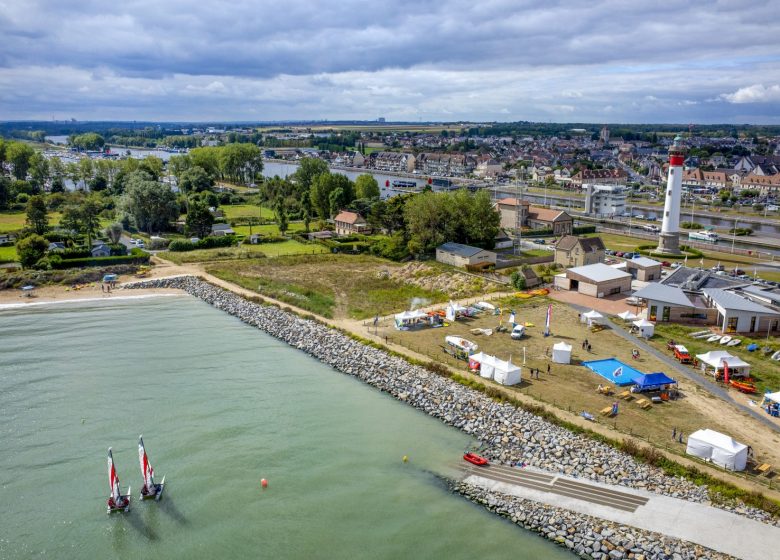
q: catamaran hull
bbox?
[107,489,131,514]
[141,476,166,501]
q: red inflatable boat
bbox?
[463,452,489,466]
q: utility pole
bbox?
[732,216,738,254]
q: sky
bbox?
[1,0,780,124]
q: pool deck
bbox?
[463,464,780,560]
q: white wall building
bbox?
[702,288,780,334]
[583,183,627,217]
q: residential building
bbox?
[553,262,632,297]
[474,159,503,178]
[91,243,111,257]
[583,183,627,217]
[570,168,628,187]
[740,173,780,195]
[436,242,496,268]
[372,151,416,173]
[554,236,605,268]
[333,211,370,236]
[494,197,530,230]
[527,207,573,236]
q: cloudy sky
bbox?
[1,0,780,123]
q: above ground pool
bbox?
[582,358,645,386]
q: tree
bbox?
[25,195,48,235]
[78,157,94,189]
[404,192,453,254]
[120,174,179,233]
[168,154,192,182]
[466,189,501,248]
[300,190,312,232]
[28,152,50,192]
[275,200,289,235]
[292,157,328,196]
[80,196,102,247]
[311,172,354,218]
[0,175,10,210]
[329,187,346,217]
[138,156,163,181]
[69,133,105,151]
[6,142,35,180]
[510,270,526,290]
[106,222,123,244]
[179,166,214,193]
[16,234,48,268]
[185,199,214,238]
[189,147,221,179]
[355,174,379,199]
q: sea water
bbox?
[0,296,570,559]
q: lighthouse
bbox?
[656,135,686,255]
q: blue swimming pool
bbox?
[582,358,645,386]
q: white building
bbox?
[583,183,627,217]
[702,288,780,334]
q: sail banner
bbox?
[138,437,154,488]
[723,360,730,384]
[108,449,121,501]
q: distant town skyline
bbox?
[1,1,779,123]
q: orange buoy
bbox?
[261,478,268,489]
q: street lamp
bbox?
[731,216,738,254]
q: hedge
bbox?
[169,236,237,252]
[637,244,703,259]
[51,252,149,269]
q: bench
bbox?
[636,398,652,409]
[618,390,633,400]
[757,463,772,475]
[600,406,614,417]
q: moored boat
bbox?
[138,435,165,501]
[688,230,719,242]
[726,339,741,347]
[107,448,131,514]
[707,335,723,343]
[772,351,780,361]
[463,452,489,466]
[729,379,757,394]
[719,336,733,345]
[689,330,711,339]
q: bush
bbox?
[168,235,236,252]
[243,235,286,245]
[370,233,410,261]
[510,270,526,290]
[168,240,196,252]
[60,248,92,259]
[681,221,703,230]
[572,225,596,235]
[730,227,753,236]
[50,252,150,269]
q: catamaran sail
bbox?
[108,448,122,503]
[138,435,155,493]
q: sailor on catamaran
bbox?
[139,435,164,499]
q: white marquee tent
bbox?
[492,358,522,386]
[581,309,604,326]
[686,429,748,471]
[695,350,751,377]
[617,310,638,321]
[632,318,655,338]
[394,309,428,329]
[552,341,572,364]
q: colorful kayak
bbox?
[463,452,489,466]
[138,435,165,501]
[107,448,131,514]
[729,380,757,394]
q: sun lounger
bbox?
[618,390,632,400]
[636,398,652,409]
[757,463,772,475]
[580,411,595,422]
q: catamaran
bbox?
[138,435,165,500]
[107,448,131,514]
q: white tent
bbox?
[617,310,638,321]
[445,300,468,322]
[552,341,572,364]
[763,391,780,405]
[492,358,522,386]
[686,429,748,471]
[582,309,604,326]
[695,350,751,377]
[472,353,496,380]
[394,309,428,329]
[632,318,655,338]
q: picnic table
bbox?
[636,398,652,409]
[618,390,633,400]
[756,463,772,476]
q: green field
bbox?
[0,212,62,233]
[159,239,327,264]
[231,223,308,237]
[0,245,18,263]
[206,254,447,319]
[221,204,275,220]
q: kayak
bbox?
[463,452,489,467]
[729,380,757,394]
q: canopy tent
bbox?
[552,341,572,364]
[633,372,677,392]
[695,350,751,377]
[394,309,428,330]
[445,301,468,322]
[617,310,638,321]
[467,352,496,379]
[686,429,748,471]
[492,358,522,386]
[632,318,655,338]
[761,392,780,416]
[762,391,780,405]
[581,309,604,326]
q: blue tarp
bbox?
[633,372,677,389]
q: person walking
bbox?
[547,363,551,374]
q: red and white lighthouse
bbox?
[656,135,686,255]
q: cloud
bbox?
[1,1,780,122]
[720,84,780,104]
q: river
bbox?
[0,296,570,560]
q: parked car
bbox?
[615,251,625,257]
[533,239,546,245]
[634,214,645,220]
[510,324,526,339]
[136,241,145,249]
[625,296,641,305]
[661,261,671,267]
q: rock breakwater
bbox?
[124,276,777,536]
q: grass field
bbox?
[231,223,308,237]
[0,245,18,263]
[0,212,62,233]
[206,254,450,319]
[221,204,275,220]
[376,296,780,469]
[159,240,326,264]
[651,323,780,393]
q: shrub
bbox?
[572,225,596,235]
[50,252,150,269]
[681,221,703,229]
[169,240,196,252]
[60,248,92,259]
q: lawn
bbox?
[375,297,780,470]
[159,239,326,264]
[651,323,780,394]
[206,254,449,319]
[221,204,275,220]
[231,222,308,237]
[0,245,18,263]
[0,212,62,233]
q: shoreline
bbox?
[123,275,777,558]
[0,291,185,310]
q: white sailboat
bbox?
[138,435,165,501]
[107,448,131,514]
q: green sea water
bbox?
[0,296,570,559]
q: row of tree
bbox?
[169,143,263,186]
